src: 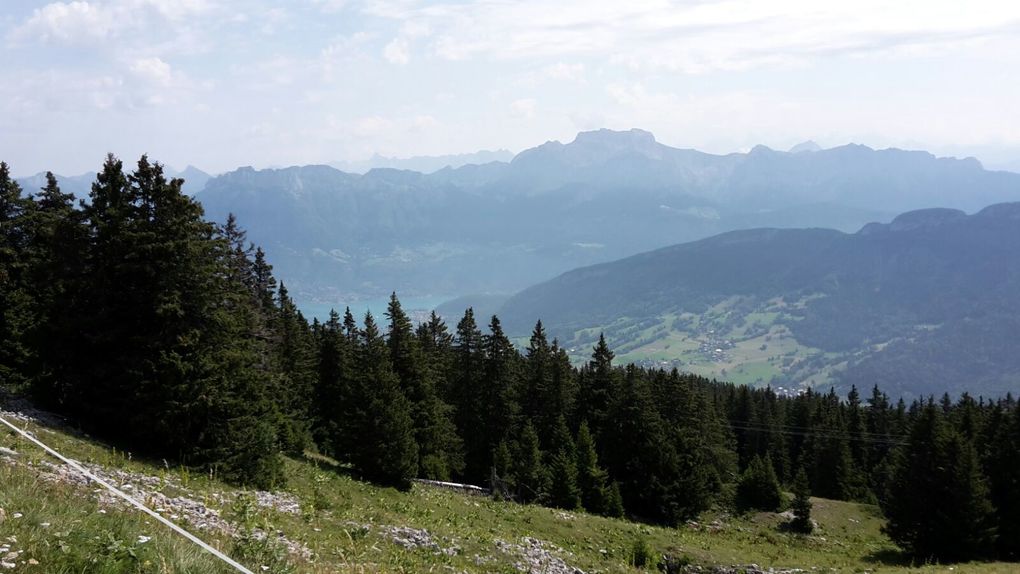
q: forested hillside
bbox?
[2,158,1019,564]
[497,205,1020,398]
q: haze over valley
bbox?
[5,2,1020,572]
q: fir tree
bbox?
[451,308,486,482]
[512,421,549,504]
[0,163,34,392]
[576,333,616,441]
[349,312,419,490]
[271,283,318,453]
[547,450,581,510]
[315,309,353,457]
[386,294,463,480]
[883,401,996,562]
[735,454,783,513]
[575,421,610,514]
[985,401,1020,559]
[604,480,625,518]
[788,467,814,533]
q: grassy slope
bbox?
[563,296,849,390]
[1,413,1015,573]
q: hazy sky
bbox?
[3,0,1020,176]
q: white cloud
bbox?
[13,1,115,43]
[509,98,537,119]
[371,0,1020,73]
[312,0,348,12]
[383,37,410,64]
[543,62,585,81]
[130,56,174,86]
[9,0,216,47]
[411,114,440,131]
[382,20,431,65]
[353,115,395,137]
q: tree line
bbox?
[1,156,1018,563]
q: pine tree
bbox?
[547,450,581,510]
[604,480,625,518]
[481,316,520,465]
[271,282,317,454]
[349,312,419,490]
[492,440,515,499]
[55,156,285,486]
[315,309,353,457]
[576,334,616,441]
[735,454,783,513]
[604,366,692,524]
[546,415,581,509]
[788,467,813,533]
[0,163,35,392]
[451,308,487,482]
[386,294,463,480]
[575,421,610,514]
[23,172,88,403]
[986,401,1020,559]
[882,401,996,562]
[522,321,554,441]
[512,421,549,504]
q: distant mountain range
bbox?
[16,165,211,198]
[192,128,1020,306]
[495,203,1020,398]
[331,150,514,174]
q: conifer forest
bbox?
[2,156,1019,565]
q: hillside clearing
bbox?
[0,404,1013,574]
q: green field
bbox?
[2,408,1016,573]
[562,296,850,390]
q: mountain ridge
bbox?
[494,202,1020,398]
[189,128,1020,305]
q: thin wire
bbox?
[0,414,256,574]
[724,419,909,446]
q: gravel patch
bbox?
[1,406,311,560]
[495,536,585,574]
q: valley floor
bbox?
[0,404,1014,574]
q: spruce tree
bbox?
[985,401,1020,559]
[451,308,486,482]
[0,163,34,392]
[23,172,88,403]
[272,283,317,453]
[575,421,610,514]
[882,401,996,562]
[735,454,783,513]
[349,312,419,490]
[546,415,581,509]
[788,467,814,533]
[576,333,616,442]
[604,480,625,518]
[512,421,549,504]
[481,316,520,469]
[547,450,581,510]
[315,309,354,458]
[604,366,691,524]
[386,294,464,480]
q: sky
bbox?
[3,0,1020,176]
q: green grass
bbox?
[566,295,857,390]
[2,413,1018,573]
